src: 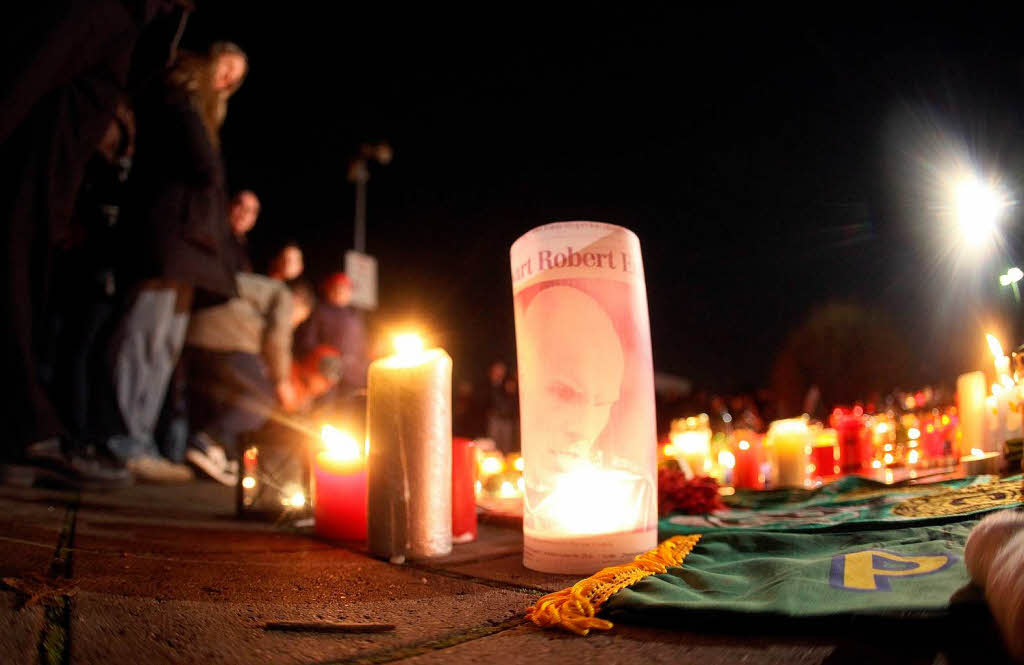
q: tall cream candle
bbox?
[768,417,811,488]
[958,371,988,454]
[367,334,452,561]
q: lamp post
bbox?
[347,142,393,253]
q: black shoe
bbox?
[0,437,134,490]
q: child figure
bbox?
[294,272,368,396]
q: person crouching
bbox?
[182,276,314,484]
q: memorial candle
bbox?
[511,221,657,574]
[669,414,712,478]
[731,431,764,489]
[768,417,811,488]
[957,371,987,453]
[367,334,453,561]
[451,437,477,544]
[313,425,367,541]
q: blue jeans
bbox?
[184,348,275,454]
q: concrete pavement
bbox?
[0,482,1012,664]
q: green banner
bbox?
[660,475,1022,534]
[598,476,1024,621]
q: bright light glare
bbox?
[393,333,425,358]
[242,476,256,489]
[1009,267,1024,283]
[480,456,504,476]
[321,424,362,461]
[954,176,1009,246]
[718,451,736,469]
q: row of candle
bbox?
[665,406,974,490]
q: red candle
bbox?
[732,434,764,489]
[452,438,477,543]
[831,408,868,472]
[313,427,367,541]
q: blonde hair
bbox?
[168,41,247,148]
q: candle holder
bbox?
[236,430,311,520]
[511,221,657,574]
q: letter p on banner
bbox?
[829,550,957,592]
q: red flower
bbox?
[658,467,724,516]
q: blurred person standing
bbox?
[103,41,248,483]
[485,360,517,454]
[0,1,189,488]
[226,189,259,272]
[267,241,305,282]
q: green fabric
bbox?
[602,475,1023,622]
[659,475,1020,534]
[607,522,972,619]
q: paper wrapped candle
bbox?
[313,425,367,541]
[958,371,988,454]
[511,221,657,574]
[451,437,477,544]
[367,334,453,561]
[767,417,811,488]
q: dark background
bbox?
[182,6,1024,398]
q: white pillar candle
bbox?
[768,417,811,488]
[511,221,657,574]
[367,334,452,561]
[958,371,988,454]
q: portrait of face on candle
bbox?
[511,222,658,573]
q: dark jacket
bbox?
[120,80,238,298]
[294,303,368,388]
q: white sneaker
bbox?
[186,436,238,486]
[125,456,194,484]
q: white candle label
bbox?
[511,221,657,574]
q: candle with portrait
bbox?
[511,221,658,574]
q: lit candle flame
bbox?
[393,332,425,359]
[987,333,1004,359]
[321,424,362,462]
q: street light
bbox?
[951,174,1010,250]
[999,266,1023,301]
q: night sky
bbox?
[184,7,1024,393]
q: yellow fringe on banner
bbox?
[526,534,702,636]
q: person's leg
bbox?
[186,350,275,485]
[193,351,275,451]
[105,283,193,482]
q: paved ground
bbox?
[0,482,1014,664]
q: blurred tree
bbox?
[771,303,911,418]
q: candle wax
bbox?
[314,453,367,541]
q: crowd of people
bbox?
[1,4,368,489]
